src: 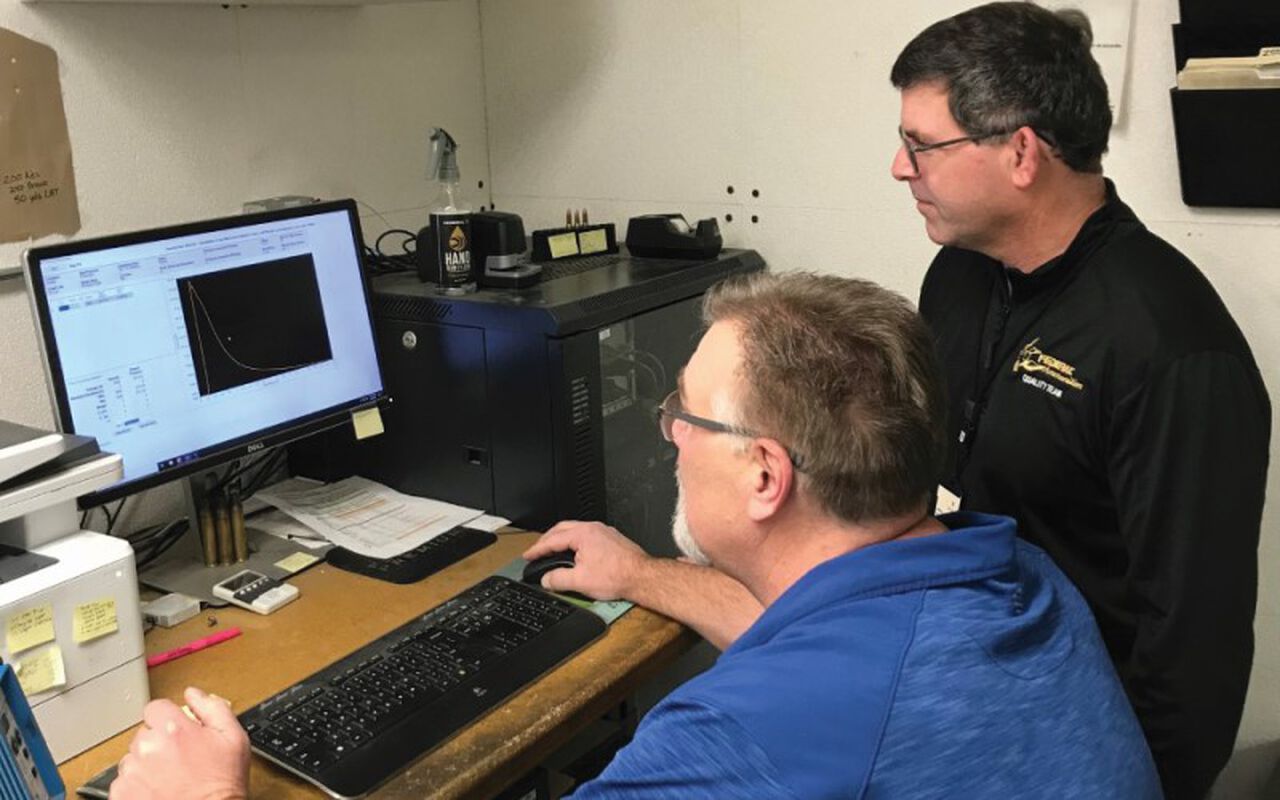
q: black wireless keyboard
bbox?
[324,525,497,584]
[239,575,607,799]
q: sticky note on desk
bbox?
[275,551,320,574]
[352,406,384,440]
[7,604,55,655]
[17,645,66,696]
[73,598,119,644]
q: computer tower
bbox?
[293,248,764,557]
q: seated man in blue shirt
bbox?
[109,272,1159,799]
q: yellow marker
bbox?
[17,645,66,696]
[578,229,608,255]
[548,232,579,259]
[73,598,119,644]
[275,551,321,574]
[7,604,55,655]
[352,407,384,440]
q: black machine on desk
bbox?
[293,240,765,560]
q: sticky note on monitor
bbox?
[73,598,119,644]
[352,406,384,440]
[7,604,55,655]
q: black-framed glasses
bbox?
[897,125,1057,176]
[655,390,805,470]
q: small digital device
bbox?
[212,569,298,614]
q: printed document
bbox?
[255,476,484,558]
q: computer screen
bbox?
[24,199,385,507]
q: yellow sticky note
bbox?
[7,604,55,655]
[352,406,384,440]
[17,645,66,696]
[275,551,320,574]
[73,598,118,644]
[548,232,579,259]
[578,229,608,255]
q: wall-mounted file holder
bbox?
[1169,0,1280,208]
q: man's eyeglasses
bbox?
[655,390,805,470]
[897,125,1056,176]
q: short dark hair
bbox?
[890,2,1111,173]
[702,272,947,525]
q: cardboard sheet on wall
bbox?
[0,28,80,245]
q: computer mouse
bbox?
[522,550,576,585]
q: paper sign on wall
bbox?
[1046,0,1134,124]
[0,27,81,244]
[73,598,119,644]
[7,604,55,655]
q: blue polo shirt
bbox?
[571,512,1161,799]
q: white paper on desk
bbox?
[248,509,332,550]
[466,514,511,533]
[254,476,483,558]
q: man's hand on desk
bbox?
[524,520,649,600]
[109,686,249,800]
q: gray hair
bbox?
[702,272,946,524]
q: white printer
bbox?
[0,419,148,763]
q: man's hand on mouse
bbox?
[523,521,650,601]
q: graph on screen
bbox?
[178,255,333,396]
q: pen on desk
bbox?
[146,627,242,669]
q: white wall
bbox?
[0,0,490,526]
[480,1,1280,796]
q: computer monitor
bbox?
[24,198,384,505]
[23,199,385,597]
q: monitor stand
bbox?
[137,475,329,606]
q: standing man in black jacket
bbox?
[890,4,1271,798]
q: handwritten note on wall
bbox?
[0,27,81,244]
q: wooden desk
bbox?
[60,532,698,799]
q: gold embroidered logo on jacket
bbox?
[1012,338,1084,391]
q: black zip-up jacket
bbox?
[919,182,1270,800]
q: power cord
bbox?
[358,200,418,275]
[131,518,191,569]
[82,498,128,536]
[241,447,289,499]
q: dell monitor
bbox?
[23,199,385,598]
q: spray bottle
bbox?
[417,127,475,293]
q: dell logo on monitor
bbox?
[247,442,265,453]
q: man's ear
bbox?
[1008,126,1044,189]
[745,439,795,523]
